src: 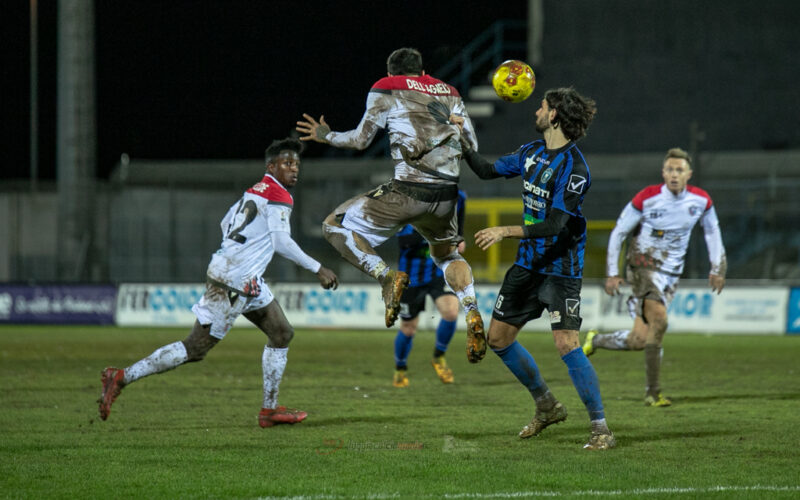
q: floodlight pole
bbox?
[30,0,39,192]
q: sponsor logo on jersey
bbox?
[524,155,551,173]
[651,229,665,238]
[647,209,665,219]
[252,182,268,193]
[524,196,546,211]
[567,175,587,194]
[549,310,561,323]
[523,180,550,198]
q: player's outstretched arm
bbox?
[317,267,339,290]
[604,276,624,296]
[296,114,331,143]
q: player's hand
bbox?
[604,276,623,296]
[457,241,466,254]
[474,227,507,251]
[449,114,465,131]
[296,114,331,143]
[709,274,725,294]
[317,267,339,290]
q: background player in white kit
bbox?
[98,138,338,427]
[296,47,487,364]
[583,147,727,407]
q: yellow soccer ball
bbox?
[491,60,536,103]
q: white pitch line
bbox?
[257,485,800,500]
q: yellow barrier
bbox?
[464,198,615,282]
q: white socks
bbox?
[455,281,477,313]
[262,346,288,409]
[124,341,188,384]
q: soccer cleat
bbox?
[392,369,409,388]
[519,402,568,438]
[431,356,454,384]
[582,329,598,356]
[644,392,672,407]
[583,431,617,450]
[381,270,409,328]
[258,405,308,428]
[98,367,126,421]
[465,309,486,363]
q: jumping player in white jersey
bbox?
[296,47,486,364]
[583,147,727,407]
[98,138,338,427]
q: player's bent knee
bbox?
[269,325,294,348]
[431,250,465,276]
[182,326,219,362]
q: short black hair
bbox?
[264,137,303,164]
[387,48,423,76]
[544,87,597,141]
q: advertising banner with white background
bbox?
[116,283,787,335]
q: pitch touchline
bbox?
[258,485,800,500]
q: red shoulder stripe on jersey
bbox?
[686,184,713,210]
[246,175,294,205]
[371,75,459,97]
[631,184,663,211]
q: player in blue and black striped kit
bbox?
[458,87,615,450]
[392,190,466,387]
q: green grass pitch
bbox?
[1,325,799,499]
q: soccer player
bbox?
[459,87,616,450]
[97,138,338,427]
[583,147,727,407]
[393,190,466,387]
[296,47,486,364]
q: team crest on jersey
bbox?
[689,205,702,216]
[252,182,268,193]
[540,168,553,183]
[567,175,587,194]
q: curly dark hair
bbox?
[264,137,304,164]
[387,48,423,76]
[544,87,597,141]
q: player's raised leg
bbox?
[430,243,485,363]
[98,320,214,420]
[321,201,408,328]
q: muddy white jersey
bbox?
[325,75,478,185]
[206,174,319,293]
[607,184,726,277]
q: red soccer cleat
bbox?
[258,406,308,428]
[98,367,126,421]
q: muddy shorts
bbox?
[625,265,679,319]
[333,180,460,249]
[191,277,274,339]
[492,265,583,331]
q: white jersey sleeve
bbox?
[606,202,642,277]
[326,92,387,150]
[272,231,322,273]
[700,205,727,276]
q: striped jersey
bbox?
[607,183,726,277]
[493,140,591,278]
[326,75,478,185]
[397,190,466,287]
[206,174,295,292]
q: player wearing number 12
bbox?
[97,138,338,428]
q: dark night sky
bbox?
[4,1,528,181]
